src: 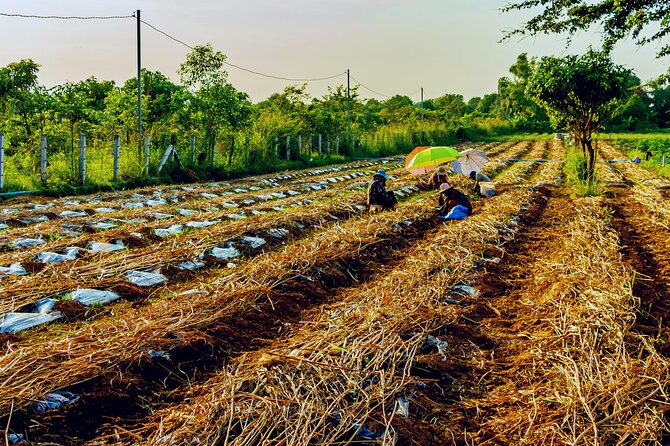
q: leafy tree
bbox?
[502,0,670,82]
[179,44,252,166]
[498,54,549,130]
[650,85,670,127]
[527,49,631,181]
[0,59,41,137]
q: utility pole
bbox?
[347,69,351,152]
[136,9,142,159]
[420,87,424,121]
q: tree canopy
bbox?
[502,0,670,81]
[527,49,631,179]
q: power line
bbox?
[140,18,346,82]
[0,12,133,20]
[350,75,392,99]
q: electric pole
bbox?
[136,10,142,155]
[420,87,424,121]
[346,69,351,154]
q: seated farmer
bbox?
[437,182,472,220]
[367,169,397,210]
[428,165,450,190]
[469,170,495,197]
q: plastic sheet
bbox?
[152,213,174,220]
[267,228,289,239]
[178,208,196,217]
[154,224,183,237]
[123,202,144,209]
[186,220,220,228]
[126,270,168,287]
[35,391,79,413]
[241,236,267,248]
[0,263,27,276]
[201,193,218,199]
[210,246,241,260]
[450,284,480,298]
[11,237,45,249]
[68,288,121,306]
[0,311,62,333]
[88,240,125,253]
[178,260,206,271]
[36,247,79,264]
[394,396,410,418]
[227,213,247,220]
[145,198,167,206]
[89,222,117,230]
[0,223,8,230]
[95,207,117,213]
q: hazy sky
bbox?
[1,0,666,103]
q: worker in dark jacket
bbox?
[437,182,472,220]
[367,169,397,210]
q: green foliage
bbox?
[528,49,631,182]
[497,53,551,132]
[503,0,670,84]
[564,148,601,196]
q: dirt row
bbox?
[79,141,557,445]
[0,140,557,445]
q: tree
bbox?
[502,0,670,82]
[527,49,631,181]
[179,44,252,166]
[498,54,550,131]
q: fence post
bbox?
[79,133,86,184]
[286,135,291,160]
[113,135,120,181]
[336,134,339,154]
[663,155,666,167]
[274,136,278,158]
[0,134,4,190]
[144,134,150,175]
[40,134,47,187]
[327,136,331,155]
[318,134,322,156]
[190,134,195,164]
[308,135,313,157]
[297,134,302,158]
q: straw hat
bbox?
[439,182,451,192]
[436,166,448,175]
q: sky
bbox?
[1,0,666,103]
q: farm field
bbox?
[0,140,669,446]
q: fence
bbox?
[0,126,457,191]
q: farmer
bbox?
[367,169,397,211]
[428,165,450,190]
[437,182,472,220]
[469,170,495,197]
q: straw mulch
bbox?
[460,195,670,445]
[80,186,541,445]
[0,193,443,417]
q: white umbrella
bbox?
[451,149,488,174]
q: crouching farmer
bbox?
[437,182,472,220]
[367,169,397,211]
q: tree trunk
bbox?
[585,138,596,184]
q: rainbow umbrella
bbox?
[405,146,462,174]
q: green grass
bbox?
[603,132,670,179]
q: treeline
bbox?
[0,45,668,190]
